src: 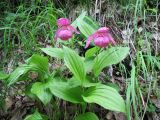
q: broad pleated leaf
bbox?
[7,54,49,86]
[27,54,49,73]
[68,77,99,88]
[24,111,48,120]
[71,11,86,27]
[85,47,100,58]
[41,48,64,59]
[63,46,86,84]
[7,65,30,86]
[84,57,94,72]
[75,112,99,120]
[24,111,43,120]
[31,82,52,105]
[77,16,98,37]
[72,11,98,37]
[93,47,129,76]
[49,79,84,103]
[82,84,126,113]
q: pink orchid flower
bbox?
[54,18,79,41]
[85,27,116,48]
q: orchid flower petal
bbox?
[94,37,110,48]
[67,26,80,34]
[108,34,116,45]
[57,18,71,27]
[97,27,109,33]
[85,34,95,48]
[54,29,60,41]
[58,30,72,40]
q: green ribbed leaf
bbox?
[72,11,99,37]
[93,47,129,76]
[75,112,99,120]
[82,84,126,113]
[63,46,86,84]
[49,79,84,103]
[31,82,52,105]
[41,48,64,59]
[27,54,49,72]
[24,110,48,120]
[7,65,30,86]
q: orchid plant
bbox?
[0,12,130,120]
